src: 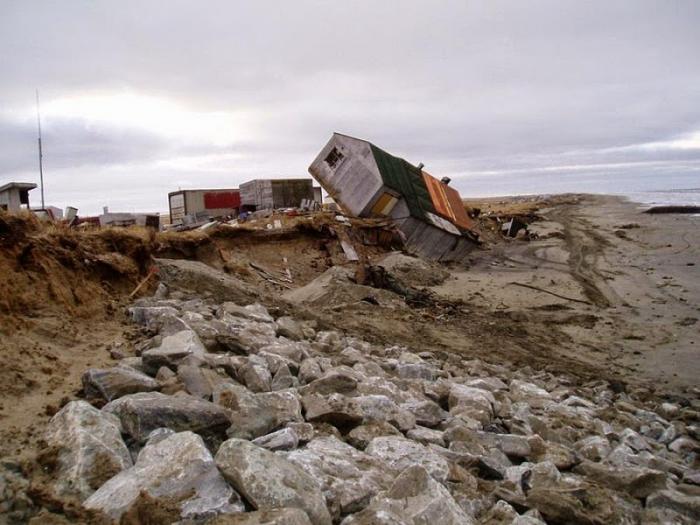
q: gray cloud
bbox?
[0,116,171,171]
[1,0,699,213]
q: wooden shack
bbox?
[308,133,478,262]
[168,188,241,225]
[0,182,36,212]
[239,179,314,210]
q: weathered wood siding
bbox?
[240,179,313,210]
[308,133,384,216]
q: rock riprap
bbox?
[84,431,243,521]
[42,401,132,501]
[29,295,699,524]
[215,439,332,525]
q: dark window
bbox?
[324,147,344,169]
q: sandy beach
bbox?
[440,194,699,392]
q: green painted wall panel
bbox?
[370,144,436,221]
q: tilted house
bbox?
[309,133,478,262]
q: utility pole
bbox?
[36,89,45,209]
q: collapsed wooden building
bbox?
[309,133,479,262]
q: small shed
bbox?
[0,182,37,212]
[239,179,314,210]
[308,133,478,262]
[100,212,161,229]
[168,188,241,225]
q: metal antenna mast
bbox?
[36,89,45,209]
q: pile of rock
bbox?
[36,292,700,524]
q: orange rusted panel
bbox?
[422,172,453,221]
[443,182,475,231]
[422,171,475,231]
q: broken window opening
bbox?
[324,147,344,169]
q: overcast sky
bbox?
[1,1,699,214]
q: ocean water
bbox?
[455,171,700,209]
[620,188,700,208]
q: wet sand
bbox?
[433,194,699,393]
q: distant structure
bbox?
[168,188,241,225]
[308,133,478,262]
[313,186,323,205]
[31,205,63,221]
[99,209,160,229]
[240,179,314,211]
[0,182,37,212]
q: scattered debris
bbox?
[501,218,528,238]
[508,282,592,305]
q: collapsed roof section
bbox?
[309,133,478,262]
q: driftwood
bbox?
[129,267,157,299]
[282,257,293,282]
[249,262,293,289]
[508,282,592,305]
